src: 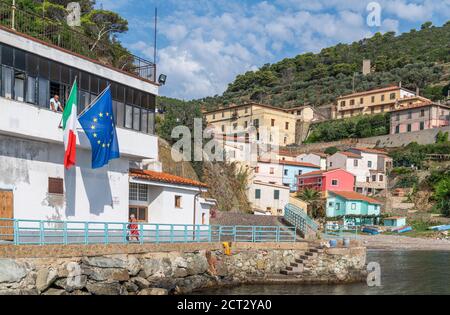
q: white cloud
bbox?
[119,0,450,100]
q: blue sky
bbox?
[97,0,450,100]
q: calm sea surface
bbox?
[193,250,450,295]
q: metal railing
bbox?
[0,0,156,82]
[0,218,297,245]
[284,203,319,236]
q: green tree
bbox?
[297,189,324,219]
[434,177,450,216]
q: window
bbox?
[221,125,225,132]
[372,175,377,182]
[381,106,385,112]
[350,99,355,106]
[328,202,333,207]
[129,183,148,202]
[26,76,36,104]
[270,167,274,175]
[354,159,359,167]
[381,95,385,101]
[396,114,400,121]
[14,71,25,101]
[253,119,259,128]
[407,124,412,132]
[274,190,280,200]
[329,162,333,167]
[138,184,148,201]
[351,203,357,210]
[233,123,238,130]
[128,207,147,222]
[331,179,338,186]
[395,125,400,134]
[254,167,259,174]
[271,119,275,127]
[284,169,288,176]
[285,122,289,130]
[360,98,364,104]
[390,93,396,100]
[141,109,148,133]
[255,189,261,199]
[175,195,182,208]
[340,101,346,107]
[133,107,140,131]
[212,114,215,120]
[420,121,425,130]
[335,203,340,210]
[129,183,138,200]
[371,96,375,103]
[38,77,49,107]
[408,111,412,119]
[371,107,375,114]
[368,161,372,168]
[1,66,13,99]
[420,109,425,117]
[366,177,370,182]
[48,178,64,195]
[379,175,384,182]
[202,213,206,225]
[244,121,248,128]
[125,104,133,128]
[244,107,248,114]
[298,170,302,175]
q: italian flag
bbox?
[62,81,78,169]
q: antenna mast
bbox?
[154,7,158,66]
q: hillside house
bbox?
[297,169,355,196]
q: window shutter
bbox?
[48,178,64,195]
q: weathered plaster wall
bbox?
[0,243,366,295]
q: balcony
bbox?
[0,1,156,83]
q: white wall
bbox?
[248,182,289,216]
[0,134,130,223]
[297,154,326,170]
[0,98,158,160]
[254,162,283,185]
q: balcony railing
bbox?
[0,0,156,82]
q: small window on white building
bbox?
[138,184,148,201]
[129,183,148,201]
[175,195,182,208]
[368,161,372,168]
[353,159,359,167]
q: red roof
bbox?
[389,101,449,113]
[337,151,362,159]
[330,191,382,204]
[278,160,320,168]
[129,169,208,188]
[337,85,401,99]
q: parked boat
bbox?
[429,225,450,232]
[395,226,413,233]
[361,226,381,235]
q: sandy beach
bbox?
[359,234,450,251]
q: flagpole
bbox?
[77,84,112,119]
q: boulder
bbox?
[54,275,87,292]
[0,259,28,283]
[138,288,168,295]
[42,288,68,296]
[36,268,58,293]
[127,256,142,276]
[185,254,208,276]
[81,256,127,269]
[123,281,139,293]
[86,282,122,295]
[84,267,129,282]
[142,258,172,278]
[131,277,150,290]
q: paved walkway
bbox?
[359,234,450,251]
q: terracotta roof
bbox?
[129,169,208,188]
[278,160,320,168]
[337,85,405,99]
[389,101,450,113]
[330,191,382,204]
[203,101,290,115]
[337,151,362,159]
[298,168,351,178]
[349,147,388,155]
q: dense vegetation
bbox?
[194,21,450,111]
[305,113,390,143]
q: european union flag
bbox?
[78,86,120,169]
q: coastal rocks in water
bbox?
[0,259,29,283]
[138,288,168,295]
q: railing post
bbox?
[233,226,237,242]
[170,225,174,243]
[156,224,160,244]
[11,0,16,30]
[13,220,18,245]
[104,223,109,245]
[139,223,144,245]
[276,227,280,242]
[208,226,212,243]
[218,226,222,242]
[184,225,187,243]
[252,226,255,242]
[84,222,89,245]
[63,222,68,245]
[39,221,44,245]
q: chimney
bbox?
[362,59,371,76]
[416,87,420,96]
[399,81,402,88]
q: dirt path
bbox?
[359,234,450,251]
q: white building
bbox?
[296,152,328,170]
[0,26,213,233]
[253,160,284,186]
[248,181,290,216]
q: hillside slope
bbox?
[192,21,450,111]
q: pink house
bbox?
[297,169,355,195]
[390,102,450,134]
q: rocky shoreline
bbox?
[0,244,367,295]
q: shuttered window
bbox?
[48,178,64,195]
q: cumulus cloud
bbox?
[106,0,450,99]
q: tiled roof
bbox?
[278,160,320,168]
[298,168,350,178]
[330,191,382,204]
[389,101,450,113]
[203,101,290,114]
[350,147,388,155]
[129,169,208,188]
[337,151,362,158]
[337,85,403,99]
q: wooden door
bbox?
[0,190,14,241]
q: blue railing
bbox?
[284,203,319,236]
[0,218,296,245]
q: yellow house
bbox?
[335,85,430,119]
[204,102,298,146]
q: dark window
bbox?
[26,53,39,76]
[80,72,89,90]
[38,58,49,79]
[50,62,60,82]
[61,65,70,84]
[407,124,412,132]
[395,125,400,134]
[274,190,280,200]
[420,121,425,130]
[14,49,26,70]
[371,96,375,103]
[350,99,355,105]
[14,71,25,102]
[48,178,64,195]
[381,95,385,101]
[147,112,155,134]
[255,189,261,199]
[408,111,412,119]
[38,77,49,107]
[390,93,396,100]
[420,109,425,117]
[90,75,99,94]
[175,195,182,208]
[1,66,13,99]
[128,207,147,222]
[99,78,107,92]
[1,45,13,67]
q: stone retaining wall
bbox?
[0,243,366,295]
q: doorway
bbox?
[0,190,14,241]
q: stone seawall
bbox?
[0,243,366,295]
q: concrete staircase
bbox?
[280,246,324,275]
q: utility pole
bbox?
[11,0,16,30]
